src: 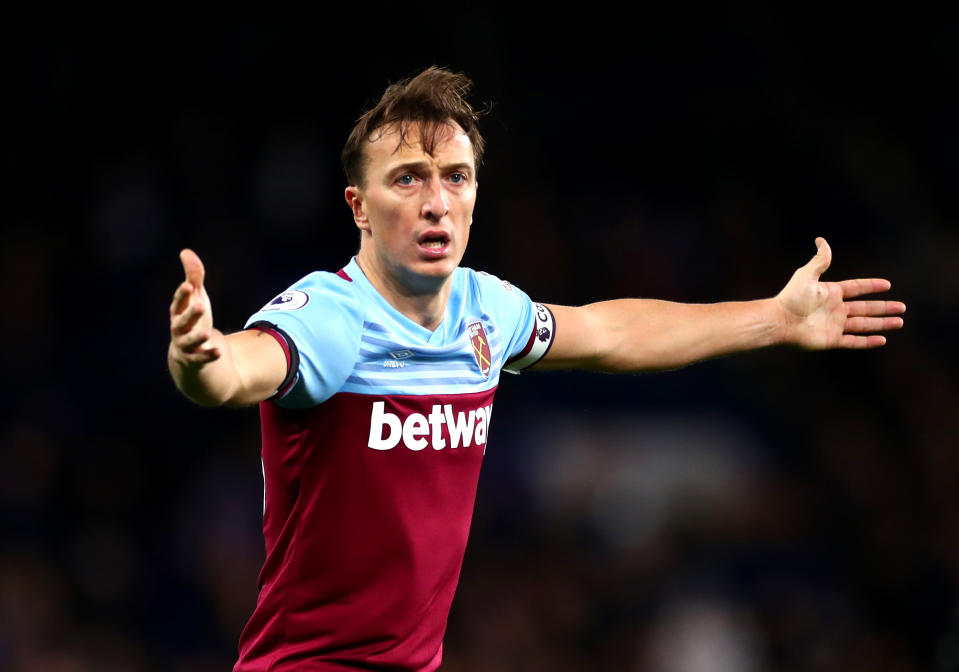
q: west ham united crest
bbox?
[467,322,491,377]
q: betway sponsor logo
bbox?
[368,401,493,451]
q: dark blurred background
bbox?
[4,6,957,671]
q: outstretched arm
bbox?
[538,237,906,372]
[168,249,287,406]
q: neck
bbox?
[355,254,451,331]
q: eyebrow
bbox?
[388,161,474,177]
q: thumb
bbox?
[180,248,206,289]
[805,236,832,278]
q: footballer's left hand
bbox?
[776,237,906,349]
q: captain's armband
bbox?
[504,303,555,373]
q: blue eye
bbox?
[397,174,414,185]
[449,173,466,184]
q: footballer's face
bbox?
[347,121,477,299]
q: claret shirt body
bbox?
[234,258,554,671]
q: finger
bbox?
[805,237,832,278]
[177,347,222,365]
[837,278,892,298]
[845,300,907,316]
[180,248,206,289]
[173,328,213,352]
[170,281,194,316]
[844,316,904,332]
[839,334,887,349]
[170,300,206,335]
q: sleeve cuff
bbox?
[248,320,300,400]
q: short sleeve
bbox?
[244,272,364,408]
[469,270,555,373]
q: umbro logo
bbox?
[384,349,413,368]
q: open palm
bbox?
[776,238,905,349]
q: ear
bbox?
[470,181,477,227]
[345,186,370,232]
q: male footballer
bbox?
[167,66,905,671]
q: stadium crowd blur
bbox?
[4,9,958,672]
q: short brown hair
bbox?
[341,66,486,186]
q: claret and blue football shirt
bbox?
[233,257,555,672]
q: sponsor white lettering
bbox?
[368,401,493,451]
[480,404,493,455]
[403,413,429,451]
[428,406,447,450]
[368,401,402,450]
[445,407,475,449]
[474,406,487,445]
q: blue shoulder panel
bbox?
[468,269,538,363]
[245,269,364,408]
[245,259,539,406]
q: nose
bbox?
[421,182,449,221]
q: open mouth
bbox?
[418,231,450,251]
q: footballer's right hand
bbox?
[169,249,224,365]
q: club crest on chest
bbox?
[467,321,491,377]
